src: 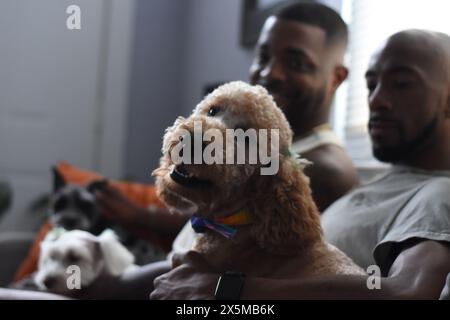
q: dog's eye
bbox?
[54,197,68,212]
[49,251,59,260]
[78,200,94,214]
[67,252,80,264]
[207,106,221,117]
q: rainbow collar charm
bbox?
[190,209,252,239]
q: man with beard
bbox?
[249,2,359,211]
[150,29,450,300]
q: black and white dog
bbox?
[48,168,166,265]
[49,170,107,234]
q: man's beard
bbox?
[282,88,326,136]
[373,116,438,163]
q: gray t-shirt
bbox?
[321,165,450,275]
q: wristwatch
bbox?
[214,271,246,300]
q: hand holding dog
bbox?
[95,183,187,238]
[150,251,218,300]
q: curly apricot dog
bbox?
[153,81,363,278]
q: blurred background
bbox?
[1,0,450,232]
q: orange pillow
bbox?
[14,161,168,282]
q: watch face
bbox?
[215,272,245,300]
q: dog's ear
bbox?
[250,156,322,253]
[52,166,66,192]
[86,179,108,194]
[98,230,134,276]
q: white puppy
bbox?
[35,229,135,295]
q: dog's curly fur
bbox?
[153,81,363,277]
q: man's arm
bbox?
[151,240,450,300]
[303,145,360,212]
[77,260,172,300]
[246,240,450,299]
[95,185,188,239]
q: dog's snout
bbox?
[62,217,78,230]
[178,135,187,158]
[43,276,58,289]
[177,134,209,163]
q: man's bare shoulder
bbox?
[302,144,360,211]
[302,144,358,179]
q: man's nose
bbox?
[260,60,286,83]
[368,84,392,111]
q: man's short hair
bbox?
[275,1,348,47]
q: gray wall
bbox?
[124,0,254,182]
[0,0,134,232]
[124,0,189,182]
[321,0,341,11]
[180,0,254,115]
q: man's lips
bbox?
[369,121,397,128]
[368,120,398,136]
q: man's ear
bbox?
[332,65,349,91]
[52,167,66,192]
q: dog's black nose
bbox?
[62,217,78,230]
[178,135,188,159]
[43,276,58,289]
[178,134,209,163]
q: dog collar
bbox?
[190,209,252,239]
